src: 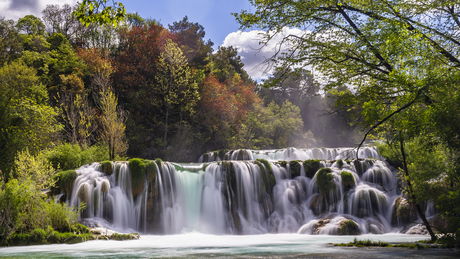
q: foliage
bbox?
[0,18,23,64]
[50,170,77,198]
[13,149,56,190]
[154,39,200,146]
[73,0,126,27]
[16,15,45,36]
[0,60,62,175]
[41,143,109,171]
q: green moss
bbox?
[279,160,287,167]
[100,161,113,175]
[346,159,351,164]
[4,225,94,246]
[338,220,360,235]
[316,168,334,197]
[289,160,302,178]
[340,171,355,191]
[337,159,344,169]
[110,233,140,240]
[155,158,163,167]
[144,160,158,183]
[303,160,321,178]
[202,153,209,162]
[256,159,272,173]
[129,158,145,199]
[51,170,77,198]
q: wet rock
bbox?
[338,219,360,235]
[391,197,418,227]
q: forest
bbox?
[0,0,459,248]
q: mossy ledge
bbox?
[289,160,302,178]
[340,171,355,192]
[50,170,77,200]
[315,167,334,197]
[303,159,321,178]
[128,158,145,199]
[100,161,113,175]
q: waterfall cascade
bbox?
[66,146,424,235]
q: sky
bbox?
[0,0,296,80]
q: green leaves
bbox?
[73,0,126,28]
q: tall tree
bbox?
[154,39,199,146]
[168,16,213,69]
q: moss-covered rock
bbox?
[391,197,418,227]
[303,160,321,178]
[109,232,140,240]
[338,219,360,235]
[279,160,287,167]
[290,160,302,178]
[101,179,110,193]
[77,182,91,203]
[100,161,113,175]
[315,168,334,197]
[144,160,158,183]
[341,171,355,192]
[129,158,145,199]
[155,158,163,167]
[309,195,326,216]
[337,159,344,169]
[51,170,77,199]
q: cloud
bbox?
[221,27,305,81]
[0,0,76,21]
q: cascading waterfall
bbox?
[66,146,426,235]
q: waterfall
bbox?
[66,146,422,235]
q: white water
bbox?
[64,145,421,237]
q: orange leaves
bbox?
[198,74,261,132]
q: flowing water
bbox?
[2,146,455,258]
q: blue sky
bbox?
[0,0,299,80]
[122,0,252,46]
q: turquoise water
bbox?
[1,233,457,258]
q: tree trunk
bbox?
[399,135,437,242]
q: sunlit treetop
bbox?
[73,0,126,27]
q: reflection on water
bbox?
[0,233,458,258]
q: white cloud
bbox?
[221,27,306,81]
[0,0,76,21]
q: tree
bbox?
[73,0,126,27]
[16,15,45,36]
[154,39,199,146]
[209,46,254,85]
[0,18,22,64]
[235,0,460,242]
[168,16,213,69]
[0,61,62,177]
[78,47,128,160]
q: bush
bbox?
[42,143,109,171]
[51,170,77,198]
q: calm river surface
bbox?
[0,233,458,258]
